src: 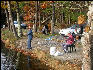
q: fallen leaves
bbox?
[2,38,82,70]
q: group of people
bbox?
[62,24,85,53]
[27,24,83,52]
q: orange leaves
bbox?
[24,15,31,21]
[1,4,8,9]
[23,5,29,12]
[24,12,34,21]
[24,15,30,21]
[23,51,30,56]
[19,49,25,53]
[41,2,47,9]
[27,23,33,27]
[84,25,90,32]
[78,15,86,24]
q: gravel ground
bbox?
[16,35,83,62]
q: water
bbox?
[1,45,32,70]
[1,42,52,70]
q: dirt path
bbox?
[16,36,83,62]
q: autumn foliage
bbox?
[41,2,47,9]
[23,5,29,12]
[78,15,85,25]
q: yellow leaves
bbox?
[78,15,86,24]
[36,50,46,59]
[9,44,15,49]
[11,1,16,5]
[5,39,10,47]
[1,3,8,9]
[84,26,90,32]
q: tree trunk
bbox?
[38,1,41,32]
[43,13,45,21]
[4,1,10,30]
[69,14,70,24]
[34,1,38,33]
[62,4,64,24]
[60,14,62,24]
[81,33,91,70]
[7,1,18,38]
[39,13,41,32]
[81,2,93,70]
[51,2,55,34]
[62,12,64,24]
[56,18,58,23]
[16,1,22,37]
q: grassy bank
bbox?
[1,28,18,45]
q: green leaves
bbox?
[42,8,52,13]
[19,2,25,9]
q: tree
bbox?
[81,2,93,70]
[38,1,41,31]
[16,1,22,37]
[51,1,55,34]
[4,1,10,30]
[7,1,18,38]
[33,1,38,33]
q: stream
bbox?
[1,41,52,70]
[1,45,33,70]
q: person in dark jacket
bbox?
[27,25,33,49]
[79,25,83,34]
[42,24,48,35]
[79,24,84,39]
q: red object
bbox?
[66,34,74,45]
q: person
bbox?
[62,33,74,53]
[72,32,76,41]
[78,24,84,39]
[42,25,46,34]
[79,25,84,34]
[45,24,48,34]
[27,25,33,49]
[42,24,48,35]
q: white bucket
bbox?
[50,47,56,55]
[54,51,64,56]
